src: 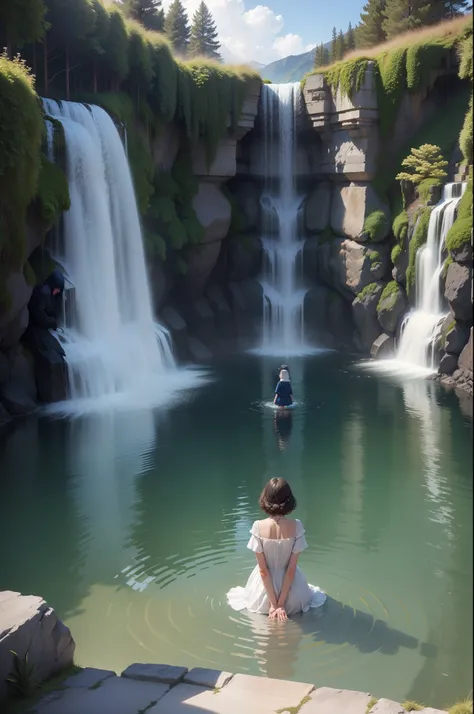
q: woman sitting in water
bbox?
[227,478,326,621]
[274,369,293,409]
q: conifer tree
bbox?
[336,29,346,60]
[382,0,436,39]
[189,1,220,60]
[165,0,190,55]
[123,0,164,32]
[330,26,337,62]
[396,144,448,184]
[347,21,356,51]
[357,0,386,47]
[0,0,48,55]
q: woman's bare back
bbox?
[257,517,297,540]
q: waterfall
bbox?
[43,100,203,413]
[395,182,467,372]
[258,83,310,356]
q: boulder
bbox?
[192,183,231,244]
[458,326,473,376]
[0,349,37,415]
[0,272,33,349]
[445,321,470,355]
[371,333,395,358]
[34,336,68,403]
[304,285,354,349]
[377,283,408,334]
[160,305,188,362]
[0,591,75,703]
[305,182,331,233]
[392,246,409,285]
[227,180,260,231]
[183,297,217,347]
[318,238,391,298]
[352,282,385,353]
[439,352,459,375]
[450,238,473,265]
[330,183,390,241]
[444,262,472,323]
[227,234,263,282]
[179,241,223,299]
[206,285,234,339]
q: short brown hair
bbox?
[259,478,296,517]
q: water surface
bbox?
[0,353,472,708]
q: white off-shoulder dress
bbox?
[227,519,327,615]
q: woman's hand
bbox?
[269,606,288,621]
[268,605,278,619]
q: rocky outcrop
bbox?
[305,182,331,233]
[376,283,408,335]
[0,347,37,416]
[0,591,75,703]
[316,238,390,298]
[444,262,472,323]
[330,184,390,242]
[352,282,385,353]
[304,284,354,350]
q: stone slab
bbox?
[121,662,187,685]
[63,667,116,689]
[301,687,373,713]
[32,675,170,714]
[369,699,407,713]
[183,667,233,689]
[150,676,314,714]
[419,708,448,713]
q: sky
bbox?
[161,0,365,66]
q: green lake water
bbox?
[0,353,472,708]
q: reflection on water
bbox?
[0,354,472,707]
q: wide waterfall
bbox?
[395,182,467,372]
[43,100,202,413]
[258,83,310,356]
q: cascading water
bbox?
[395,182,467,372]
[43,100,202,413]
[258,83,310,356]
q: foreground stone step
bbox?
[300,686,373,713]
[121,662,187,685]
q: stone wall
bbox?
[0,591,75,704]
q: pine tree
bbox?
[336,29,346,60]
[382,0,436,39]
[314,43,324,67]
[396,144,448,184]
[123,0,164,32]
[330,26,337,62]
[347,21,356,51]
[164,0,190,55]
[189,1,220,60]
[357,0,386,48]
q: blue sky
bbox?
[162,0,366,65]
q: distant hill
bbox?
[258,40,332,84]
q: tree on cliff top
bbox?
[123,0,164,32]
[314,43,329,67]
[396,144,448,184]
[0,0,48,55]
[346,22,356,51]
[336,29,346,60]
[356,0,386,47]
[330,26,337,62]
[382,0,440,38]
[165,0,190,55]
[189,2,220,60]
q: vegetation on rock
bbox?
[35,154,71,226]
[363,210,389,241]
[406,206,431,292]
[392,209,408,243]
[458,28,473,164]
[377,279,400,313]
[357,281,380,299]
[445,178,473,253]
[391,243,403,263]
[396,144,448,184]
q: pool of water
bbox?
[0,353,472,708]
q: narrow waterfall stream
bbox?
[258,83,311,356]
[395,182,467,372]
[43,100,202,413]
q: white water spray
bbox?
[258,84,312,356]
[395,182,467,372]
[43,100,204,413]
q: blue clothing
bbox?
[275,380,293,407]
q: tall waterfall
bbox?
[395,182,467,372]
[43,100,201,413]
[258,84,309,356]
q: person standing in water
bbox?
[274,368,293,409]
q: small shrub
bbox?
[402,702,424,711]
[417,177,442,204]
[6,650,40,699]
[392,210,408,244]
[396,144,448,185]
[448,699,473,714]
[363,210,389,241]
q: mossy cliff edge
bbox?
[300,16,473,383]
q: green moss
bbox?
[375,47,408,140]
[377,280,399,314]
[35,154,70,226]
[417,177,442,204]
[406,206,431,293]
[366,698,378,714]
[367,248,382,269]
[402,702,424,712]
[459,93,473,165]
[448,699,473,714]
[391,243,403,263]
[392,210,408,244]
[323,58,370,99]
[442,254,453,278]
[0,53,43,270]
[445,179,473,253]
[363,210,389,241]
[357,281,379,300]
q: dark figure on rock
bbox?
[23,270,68,403]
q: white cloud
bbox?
[161,0,310,65]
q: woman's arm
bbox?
[255,552,278,610]
[277,552,300,610]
